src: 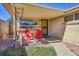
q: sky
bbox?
[0,4,11,21]
[38,3,79,10]
[0,3,79,21]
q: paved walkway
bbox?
[50,42,76,56]
[0,38,15,52]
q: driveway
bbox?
[50,42,76,56]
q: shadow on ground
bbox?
[0,47,28,56]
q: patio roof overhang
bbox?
[3,3,64,20]
[64,7,79,16]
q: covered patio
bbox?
[3,3,64,41]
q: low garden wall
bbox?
[63,21,79,45]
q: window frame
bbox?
[64,14,73,22]
[75,13,79,20]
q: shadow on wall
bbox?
[61,23,67,41]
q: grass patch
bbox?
[26,46,57,56]
[0,46,57,56]
[0,47,28,56]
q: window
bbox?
[20,20,34,25]
[19,19,38,29]
[20,19,34,29]
[75,13,79,20]
[20,25,26,29]
[64,15,73,22]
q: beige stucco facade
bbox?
[48,16,66,39]
[0,20,9,39]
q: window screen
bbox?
[75,13,79,20]
[64,15,73,22]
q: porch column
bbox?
[73,13,75,21]
[13,13,16,40]
[16,8,24,32]
[11,4,16,40]
[16,18,20,31]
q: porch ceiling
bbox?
[3,3,64,19]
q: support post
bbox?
[11,4,16,40]
[73,13,75,21]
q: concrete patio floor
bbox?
[50,42,76,56]
[0,38,77,56]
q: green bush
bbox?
[26,46,57,56]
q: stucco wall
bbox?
[63,21,79,45]
[48,16,66,39]
[0,20,9,39]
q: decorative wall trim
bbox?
[67,21,79,25]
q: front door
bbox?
[41,19,48,35]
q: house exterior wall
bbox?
[63,9,79,45]
[48,16,66,39]
[0,20,9,39]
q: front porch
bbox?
[3,3,64,40]
[0,3,64,52]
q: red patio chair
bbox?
[34,29,42,42]
[24,29,32,44]
[35,29,46,43]
[36,29,43,39]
